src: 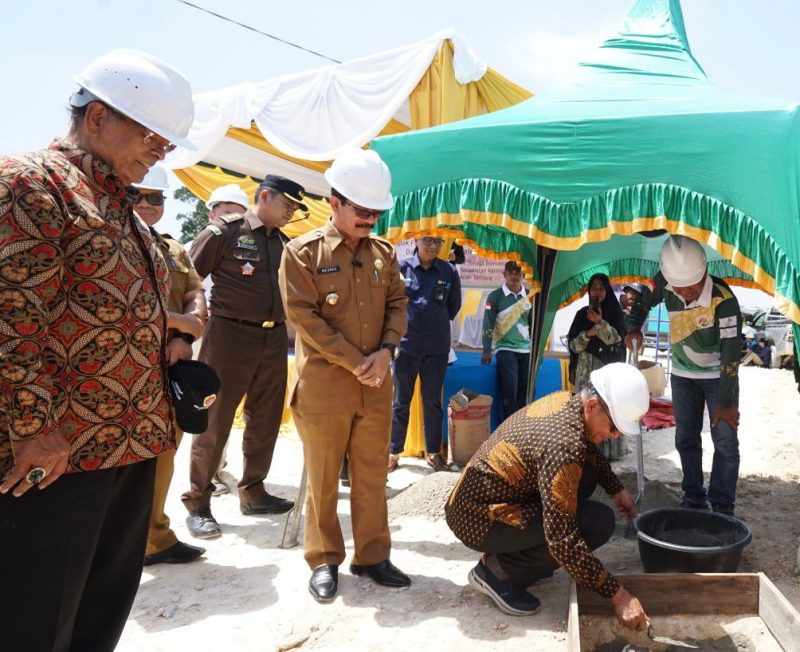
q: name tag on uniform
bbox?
[236,239,258,251]
[318,265,341,274]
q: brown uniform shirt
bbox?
[189,209,287,323]
[445,392,624,598]
[279,219,407,412]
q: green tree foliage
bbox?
[174,186,209,243]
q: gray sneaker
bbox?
[468,561,541,616]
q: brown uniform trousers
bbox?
[182,210,289,511]
[279,220,407,568]
[182,316,287,510]
[147,232,203,555]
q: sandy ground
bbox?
[117,365,800,651]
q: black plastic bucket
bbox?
[633,507,752,573]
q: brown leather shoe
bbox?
[426,453,448,472]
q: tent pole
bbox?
[527,246,558,403]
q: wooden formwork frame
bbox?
[568,573,800,651]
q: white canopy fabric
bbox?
[164,29,488,171]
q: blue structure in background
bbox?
[441,351,563,440]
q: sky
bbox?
[4,0,799,310]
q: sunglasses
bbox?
[421,236,444,247]
[342,198,383,220]
[126,189,165,206]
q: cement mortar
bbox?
[580,614,783,651]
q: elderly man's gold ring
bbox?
[25,467,47,485]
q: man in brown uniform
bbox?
[445,363,651,630]
[279,148,410,603]
[130,166,208,565]
[182,175,308,538]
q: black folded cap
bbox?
[168,360,221,434]
[258,175,309,212]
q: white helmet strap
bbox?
[69,87,103,108]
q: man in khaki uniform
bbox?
[130,166,208,565]
[182,175,307,538]
[279,148,410,603]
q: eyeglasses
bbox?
[141,130,177,154]
[597,399,621,436]
[421,236,444,247]
[110,107,177,154]
[342,199,383,220]
[126,189,165,206]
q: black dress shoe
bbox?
[239,493,294,515]
[144,541,206,566]
[308,565,338,603]
[350,560,411,588]
[186,507,222,539]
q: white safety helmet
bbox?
[660,235,707,287]
[742,325,757,339]
[70,49,196,150]
[132,165,169,191]
[590,363,650,436]
[324,148,394,210]
[207,184,249,211]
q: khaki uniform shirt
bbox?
[445,392,624,598]
[279,219,407,412]
[153,230,203,314]
[190,209,287,323]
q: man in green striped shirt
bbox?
[626,236,741,516]
[482,262,532,420]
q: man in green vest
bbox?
[626,235,741,516]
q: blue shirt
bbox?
[399,253,461,355]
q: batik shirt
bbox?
[628,272,741,407]
[0,140,174,477]
[445,392,624,598]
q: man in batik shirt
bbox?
[0,50,195,651]
[446,364,650,631]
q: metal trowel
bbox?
[647,625,698,648]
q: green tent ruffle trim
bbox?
[556,258,754,307]
[378,178,799,313]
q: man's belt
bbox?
[216,315,284,329]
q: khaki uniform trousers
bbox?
[293,403,392,569]
[146,430,183,555]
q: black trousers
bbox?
[0,458,157,652]
[390,352,449,455]
[477,465,615,587]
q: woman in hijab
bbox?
[567,273,627,391]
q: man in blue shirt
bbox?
[390,236,461,472]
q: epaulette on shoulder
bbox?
[205,223,223,236]
[293,229,325,246]
[219,213,245,224]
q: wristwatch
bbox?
[175,332,196,344]
[380,343,398,358]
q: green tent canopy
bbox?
[372,0,800,388]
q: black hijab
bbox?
[567,273,627,384]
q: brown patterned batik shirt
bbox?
[445,391,624,598]
[0,140,175,478]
